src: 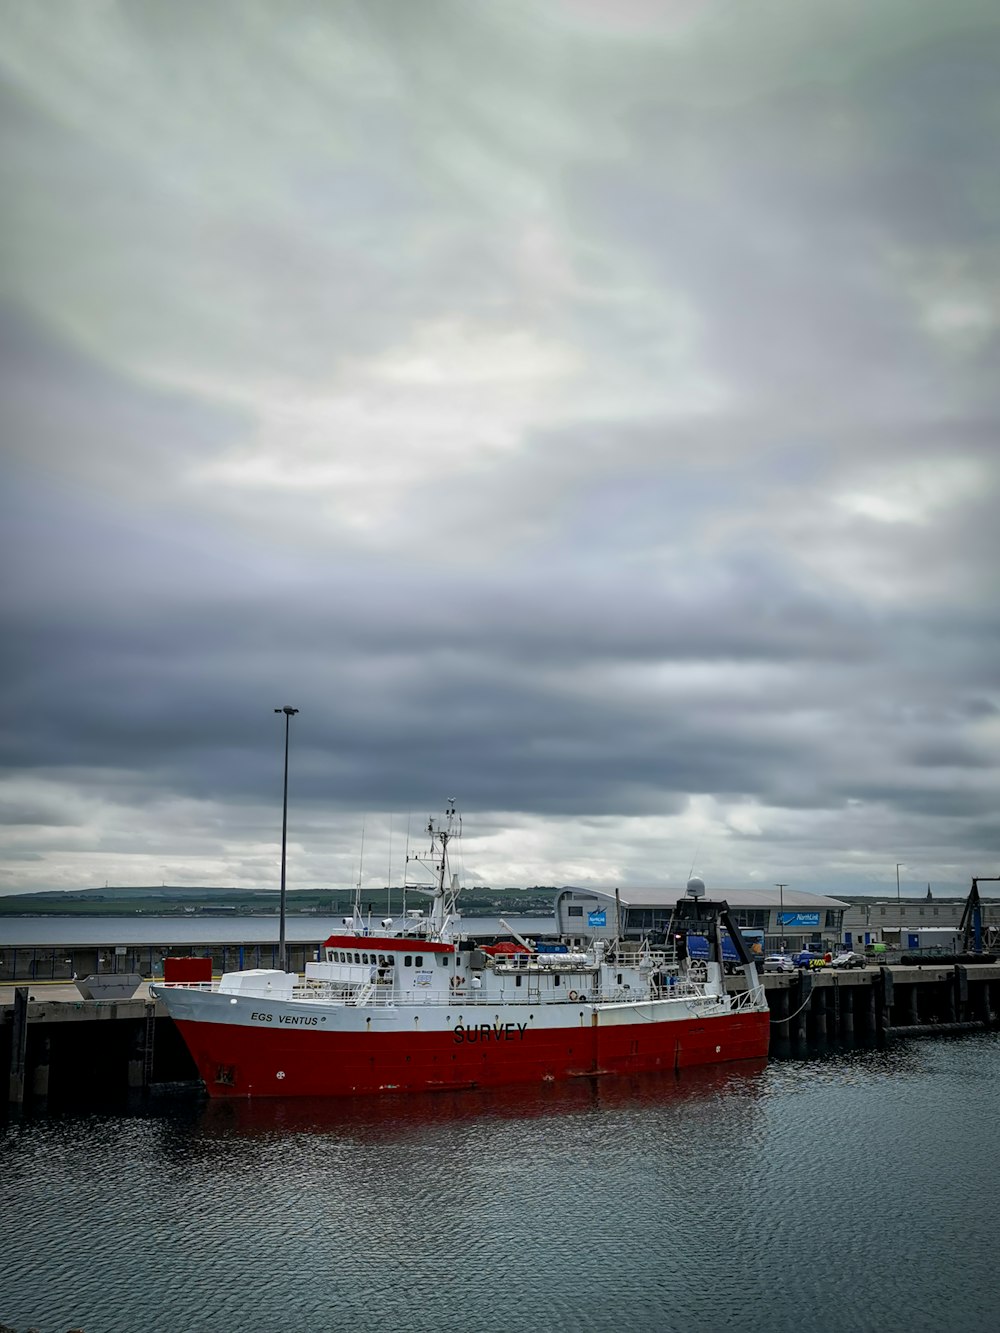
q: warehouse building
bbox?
[837,893,1000,952]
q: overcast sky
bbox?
[2,0,998,899]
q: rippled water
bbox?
[3,1037,999,1333]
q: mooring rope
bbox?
[770,989,814,1024]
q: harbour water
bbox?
[3,1034,999,1332]
[0,914,557,947]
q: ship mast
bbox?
[406,801,462,940]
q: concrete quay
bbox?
[2,985,194,1107]
[5,962,1000,1108]
[736,962,1000,1051]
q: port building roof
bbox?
[564,885,849,909]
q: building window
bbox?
[879,908,885,916]
[568,905,583,917]
[731,910,768,930]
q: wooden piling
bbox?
[878,967,893,1039]
[944,973,958,1023]
[8,986,28,1106]
[31,1033,51,1099]
[839,984,854,1038]
[954,965,969,1022]
[813,986,828,1040]
[980,980,994,1027]
[795,973,811,1048]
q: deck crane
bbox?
[959,876,1000,955]
[498,918,535,951]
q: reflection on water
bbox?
[3,1039,1000,1333]
[193,1058,770,1143]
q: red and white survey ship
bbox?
[152,806,770,1098]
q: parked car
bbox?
[793,949,826,969]
[829,950,867,969]
[763,954,796,973]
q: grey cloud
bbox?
[1,1,999,891]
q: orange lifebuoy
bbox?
[450,975,465,990]
[568,990,579,1001]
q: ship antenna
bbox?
[386,813,393,922]
[354,816,366,922]
[402,810,411,921]
[688,838,703,882]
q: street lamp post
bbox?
[776,884,787,951]
[896,862,903,929]
[275,706,299,971]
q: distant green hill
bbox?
[0,884,557,916]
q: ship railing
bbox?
[156,977,742,1007]
[333,979,729,1006]
[290,983,721,1007]
[727,984,769,1013]
[652,979,724,1002]
[610,946,679,968]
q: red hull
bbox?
[177,1009,770,1098]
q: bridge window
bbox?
[404,955,412,967]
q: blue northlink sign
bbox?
[779,911,821,928]
[588,909,607,927]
